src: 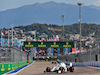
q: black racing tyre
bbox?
[69,67,74,72]
[46,67,51,72]
[59,67,64,73]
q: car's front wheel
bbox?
[46,67,51,72]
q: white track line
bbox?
[87,66,100,69]
[15,61,35,75]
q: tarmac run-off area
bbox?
[16,61,100,75]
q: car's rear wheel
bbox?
[69,67,74,72]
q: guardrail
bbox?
[64,61,100,67]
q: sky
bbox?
[0,0,100,11]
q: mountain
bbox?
[1,23,100,39]
[12,23,100,37]
[0,1,100,29]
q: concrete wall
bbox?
[0,47,33,63]
[11,47,29,62]
[58,47,100,62]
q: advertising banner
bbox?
[64,48,68,55]
[24,41,74,48]
[57,48,60,55]
[68,47,70,53]
[51,48,54,56]
[47,48,52,57]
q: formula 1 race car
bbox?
[44,61,74,74]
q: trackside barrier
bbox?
[65,61,100,67]
[0,60,33,75]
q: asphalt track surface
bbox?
[16,61,100,75]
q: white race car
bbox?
[44,61,74,74]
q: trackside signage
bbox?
[23,41,74,48]
[38,42,46,47]
[63,42,71,47]
[25,42,34,47]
